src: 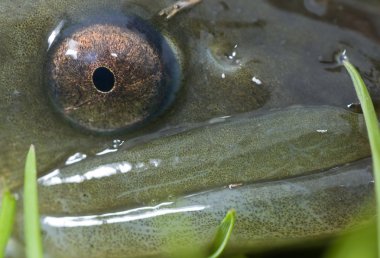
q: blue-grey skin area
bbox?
[0,0,379,257]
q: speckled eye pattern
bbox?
[47,17,179,133]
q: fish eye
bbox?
[46,15,180,133]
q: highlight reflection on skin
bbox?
[42,203,208,228]
[38,162,134,186]
[38,159,374,258]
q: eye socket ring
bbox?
[46,15,181,133]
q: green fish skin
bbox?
[1,0,379,257]
[36,106,370,215]
[37,158,373,258]
[1,0,380,188]
[12,106,372,258]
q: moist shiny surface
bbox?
[0,0,379,257]
[47,16,180,132]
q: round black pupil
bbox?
[92,67,115,92]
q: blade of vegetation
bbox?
[331,54,380,257]
[208,209,236,258]
[324,220,377,258]
[342,58,380,174]
[0,189,16,258]
[23,145,43,258]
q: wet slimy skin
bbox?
[1,0,380,187]
[0,0,379,257]
[30,106,373,258]
[40,159,374,258]
[37,106,370,215]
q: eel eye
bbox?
[47,16,180,133]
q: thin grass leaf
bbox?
[324,220,377,258]
[208,209,236,258]
[0,189,16,258]
[340,54,380,257]
[342,58,380,170]
[23,145,43,258]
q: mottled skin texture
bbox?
[30,106,373,258]
[38,107,370,215]
[0,0,379,257]
[39,159,374,258]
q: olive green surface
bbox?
[0,0,379,257]
[37,159,374,258]
[1,0,380,187]
[36,106,370,215]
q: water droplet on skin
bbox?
[65,152,87,165]
[207,37,242,71]
[319,49,350,72]
[112,139,124,149]
[96,139,125,156]
[228,183,243,189]
[226,44,241,64]
[252,76,262,85]
[336,49,349,65]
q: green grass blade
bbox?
[208,209,236,258]
[23,145,43,258]
[342,59,380,170]
[324,220,377,258]
[341,56,380,257]
[0,189,16,258]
